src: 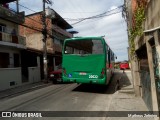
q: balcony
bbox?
[0,5,25,24]
[52,25,73,38]
[0,31,26,49]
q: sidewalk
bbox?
[0,81,52,99]
[109,70,148,111]
[106,70,156,120]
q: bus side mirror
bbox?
[116,57,117,59]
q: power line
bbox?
[12,2,43,25]
[16,2,38,13]
[4,1,43,26]
[14,2,71,33]
[58,11,104,13]
[0,16,42,33]
[14,1,54,29]
[0,15,57,38]
[71,9,122,25]
[12,2,124,33]
[64,5,123,21]
[6,1,125,39]
[25,16,43,25]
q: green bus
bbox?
[62,36,116,85]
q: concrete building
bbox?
[125,0,160,113]
[19,9,73,80]
[0,0,26,91]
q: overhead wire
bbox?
[12,1,124,29]
[4,1,125,39]
[11,1,54,35]
[16,2,38,13]
[64,5,123,21]
[11,1,43,26]
[71,9,122,25]
[12,1,72,34]
[71,5,123,38]
[73,0,98,34]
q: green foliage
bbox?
[129,6,145,58]
[134,7,145,35]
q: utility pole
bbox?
[42,0,48,83]
[42,0,52,83]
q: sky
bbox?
[14,0,128,61]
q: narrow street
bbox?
[0,70,152,120]
[0,0,160,120]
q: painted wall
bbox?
[129,0,160,111]
[28,67,41,83]
[0,19,18,34]
[25,33,56,53]
[140,71,152,111]
[26,33,43,51]
[143,0,160,111]
[0,68,22,91]
[144,0,160,30]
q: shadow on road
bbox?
[72,70,132,94]
[72,84,113,94]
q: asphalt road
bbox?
[0,70,130,120]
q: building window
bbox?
[0,24,6,32]
[0,52,9,68]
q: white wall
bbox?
[0,46,20,54]
[0,19,18,34]
[0,68,22,91]
[28,67,41,83]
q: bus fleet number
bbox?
[89,75,98,79]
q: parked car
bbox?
[49,64,62,83]
[119,62,130,70]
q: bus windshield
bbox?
[64,39,104,55]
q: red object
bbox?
[49,69,62,74]
[49,64,62,83]
[107,64,113,68]
[3,3,9,8]
[120,62,129,70]
[12,36,18,43]
[101,68,105,75]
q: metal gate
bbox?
[152,46,160,110]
